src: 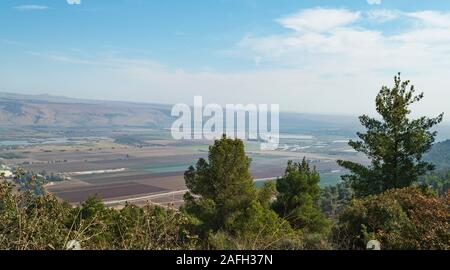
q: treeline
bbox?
[0,74,449,250]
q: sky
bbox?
[1,0,450,119]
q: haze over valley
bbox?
[0,92,371,207]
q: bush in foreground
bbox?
[0,181,196,250]
[332,187,449,250]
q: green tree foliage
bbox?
[182,135,297,249]
[332,187,449,250]
[338,74,443,197]
[183,135,256,233]
[0,179,196,250]
[420,170,450,196]
[0,181,73,250]
[272,158,330,234]
[13,168,46,195]
[109,203,196,250]
[257,181,277,209]
[206,201,301,250]
[320,182,353,219]
[66,196,117,249]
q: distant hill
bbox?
[2,92,450,142]
[0,92,173,128]
[0,92,363,134]
[425,140,450,171]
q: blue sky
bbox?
[2,0,450,117]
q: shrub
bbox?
[332,187,449,250]
[0,181,197,250]
[0,181,72,250]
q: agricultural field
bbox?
[0,126,366,209]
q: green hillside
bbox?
[425,140,450,171]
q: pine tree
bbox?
[337,73,443,197]
[183,135,256,234]
[273,158,330,234]
[182,135,295,248]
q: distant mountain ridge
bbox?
[0,92,364,132]
[5,92,449,141]
[0,92,173,128]
[425,139,450,171]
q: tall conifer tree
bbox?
[338,74,443,196]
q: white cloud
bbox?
[367,0,382,5]
[67,0,81,4]
[277,8,360,32]
[14,5,49,11]
[228,8,450,116]
[406,11,450,27]
[367,9,400,23]
[239,8,450,70]
[28,51,166,70]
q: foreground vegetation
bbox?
[0,74,449,250]
[0,182,197,250]
[1,163,448,250]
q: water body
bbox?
[0,140,31,146]
[0,137,108,146]
[254,171,343,188]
